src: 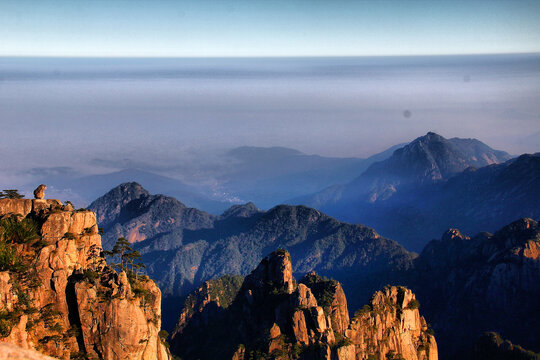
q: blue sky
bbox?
[1,0,540,57]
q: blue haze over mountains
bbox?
[1,54,539,192]
[2,54,539,213]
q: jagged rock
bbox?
[335,344,355,360]
[347,286,438,360]
[291,283,318,308]
[268,323,282,353]
[411,217,540,358]
[232,345,246,360]
[171,250,438,360]
[33,185,47,199]
[0,199,171,360]
[291,309,309,345]
[243,250,296,295]
[62,203,74,211]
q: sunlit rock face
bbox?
[0,196,171,360]
[170,249,437,360]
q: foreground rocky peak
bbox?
[171,249,437,360]
[243,249,296,294]
[349,286,437,360]
[0,197,170,360]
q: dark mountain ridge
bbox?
[90,183,415,300]
[89,182,217,249]
[403,217,540,358]
[296,132,512,206]
[293,133,537,251]
[89,182,539,359]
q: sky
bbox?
[0,1,539,195]
[1,0,540,57]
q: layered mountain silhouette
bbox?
[217,144,403,208]
[89,183,415,299]
[28,168,230,213]
[89,180,540,359]
[292,133,539,251]
[20,144,402,214]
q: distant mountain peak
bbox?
[421,131,445,140]
[367,132,511,183]
[89,182,150,229]
[115,181,150,195]
[222,202,260,218]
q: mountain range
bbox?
[402,218,540,358]
[292,133,540,251]
[23,168,229,213]
[214,144,404,209]
[89,182,415,300]
[89,175,539,359]
[18,143,403,214]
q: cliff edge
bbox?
[0,196,171,360]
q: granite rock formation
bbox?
[407,217,540,358]
[0,342,57,360]
[0,196,171,360]
[170,250,437,360]
[33,185,47,200]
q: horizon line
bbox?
[2,51,540,60]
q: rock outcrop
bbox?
[348,286,437,360]
[0,197,171,360]
[170,249,437,360]
[408,217,540,358]
[33,185,47,200]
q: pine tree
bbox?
[0,190,24,199]
[104,237,146,277]
[87,244,106,270]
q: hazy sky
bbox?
[1,2,539,191]
[1,55,539,177]
[1,0,540,57]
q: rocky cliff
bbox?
[170,250,437,360]
[407,217,540,358]
[0,197,171,359]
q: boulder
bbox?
[33,184,46,199]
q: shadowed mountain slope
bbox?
[293,134,538,251]
[90,183,415,300]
